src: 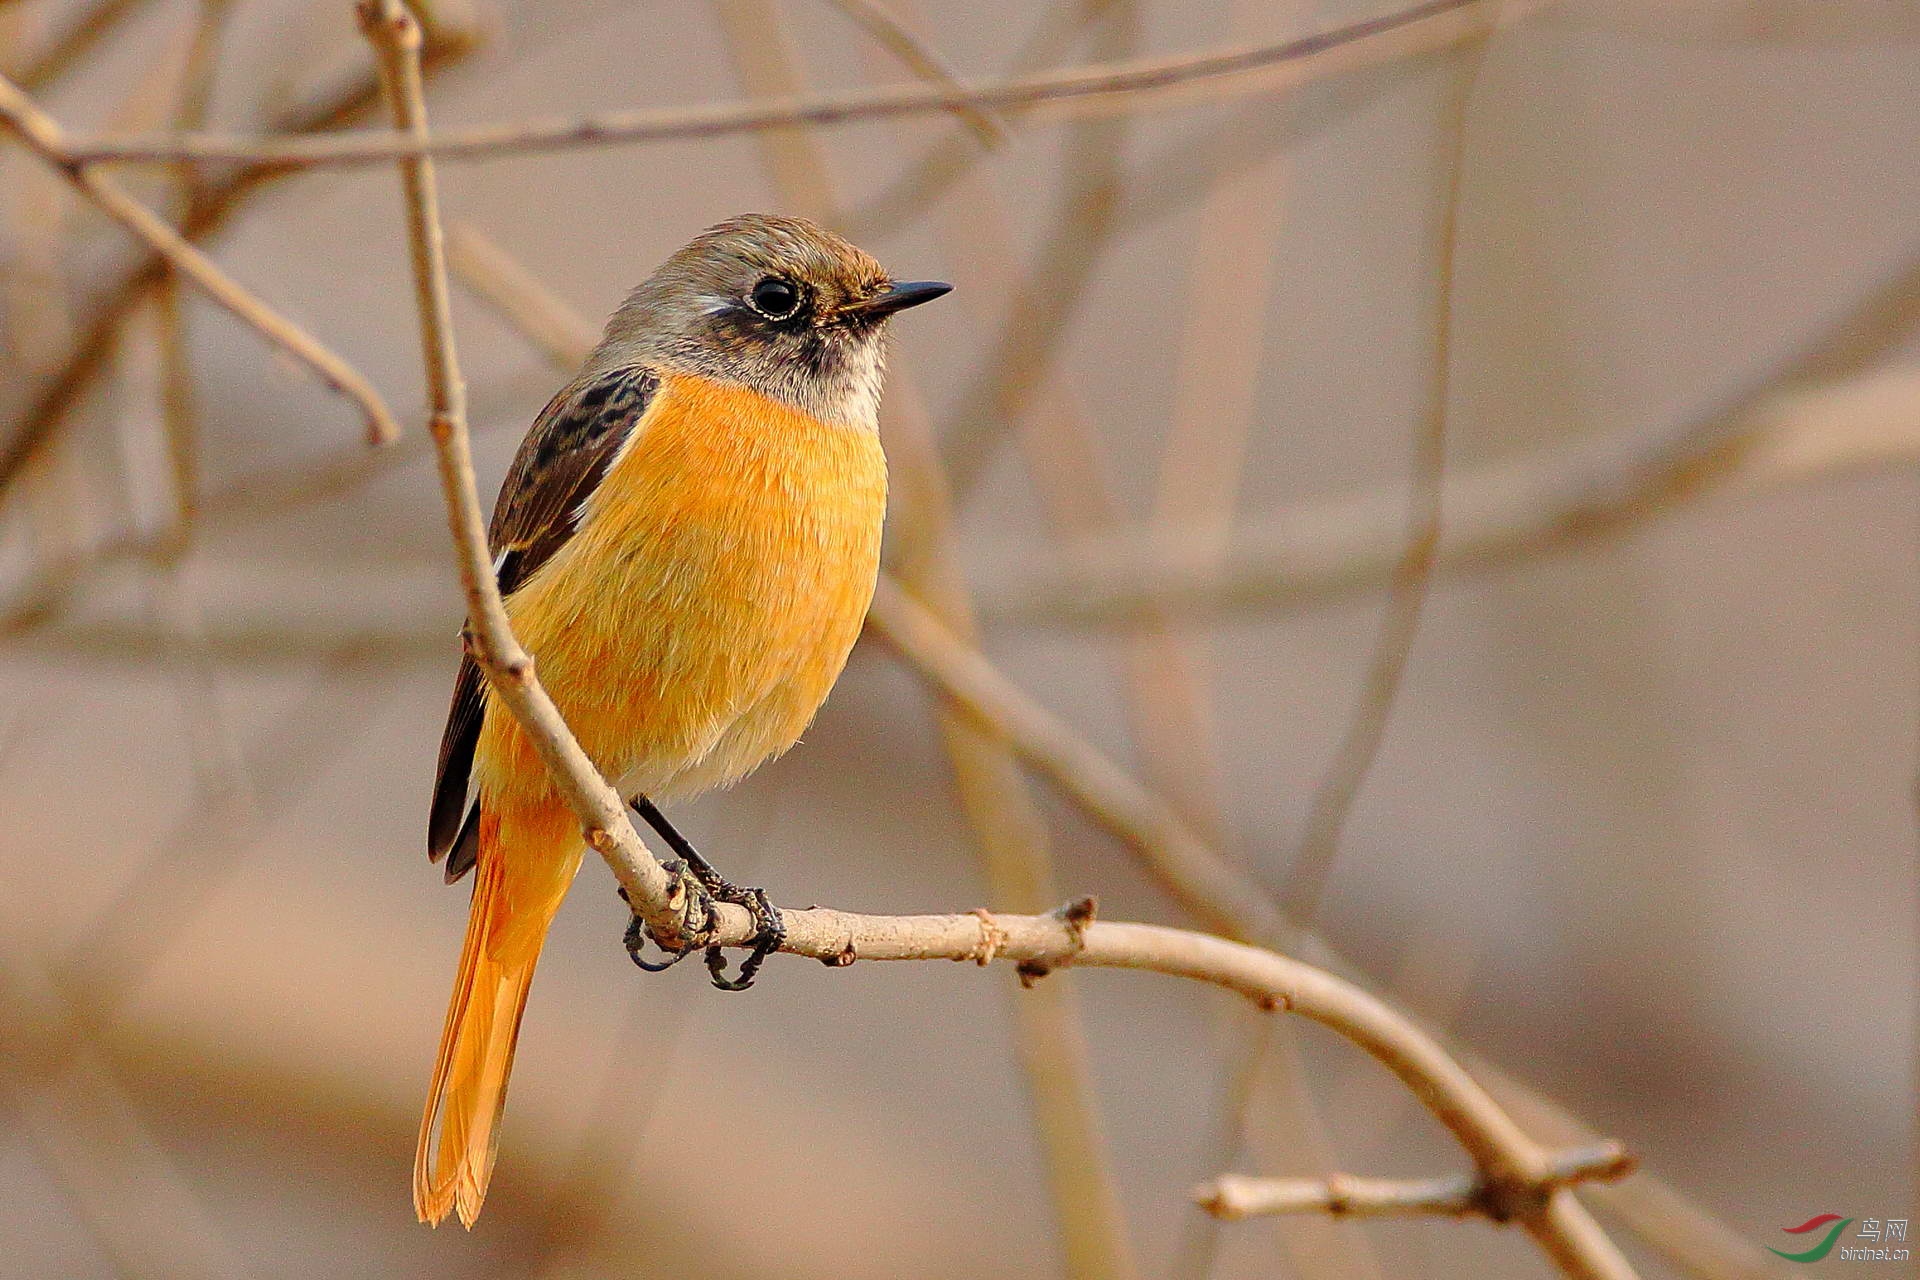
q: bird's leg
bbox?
[629,796,725,893]
[627,796,784,991]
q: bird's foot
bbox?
[620,867,714,973]
[625,797,784,991]
[700,878,785,993]
[618,860,784,991]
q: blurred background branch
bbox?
[0,1,1908,1279]
[59,0,1537,167]
[1196,1141,1636,1222]
[0,71,401,452]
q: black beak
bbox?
[842,280,952,322]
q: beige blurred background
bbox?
[0,1,1913,1277]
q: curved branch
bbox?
[69,0,1516,169]
[648,896,1637,1280]
[356,0,688,950]
[0,72,401,483]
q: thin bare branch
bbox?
[980,366,1920,627]
[844,0,1106,239]
[0,15,481,506]
[13,0,163,92]
[1197,1142,1637,1221]
[817,0,1004,144]
[587,890,1635,1280]
[68,0,1521,168]
[354,0,682,948]
[0,74,400,477]
[841,0,1549,243]
[1283,29,1484,919]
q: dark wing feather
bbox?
[427,365,661,875]
[489,366,662,592]
[444,802,481,883]
[427,656,484,861]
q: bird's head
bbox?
[601,213,950,428]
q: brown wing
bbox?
[428,365,661,880]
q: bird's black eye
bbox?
[749,276,802,320]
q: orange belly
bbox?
[472,372,887,808]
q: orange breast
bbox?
[473,372,887,807]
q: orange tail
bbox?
[414,803,582,1228]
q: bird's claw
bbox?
[704,884,784,992]
[620,867,713,973]
[619,864,783,990]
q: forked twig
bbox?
[0,13,481,505]
[0,73,400,469]
[1197,1142,1637,1222]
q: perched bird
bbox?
[415,214,949,1228]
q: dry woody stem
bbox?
[354,0,682,942]
[1197,1142,1638,1221]
[70,0,1510,168]
[654,898,1640,1280]
[0,73,400,450]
